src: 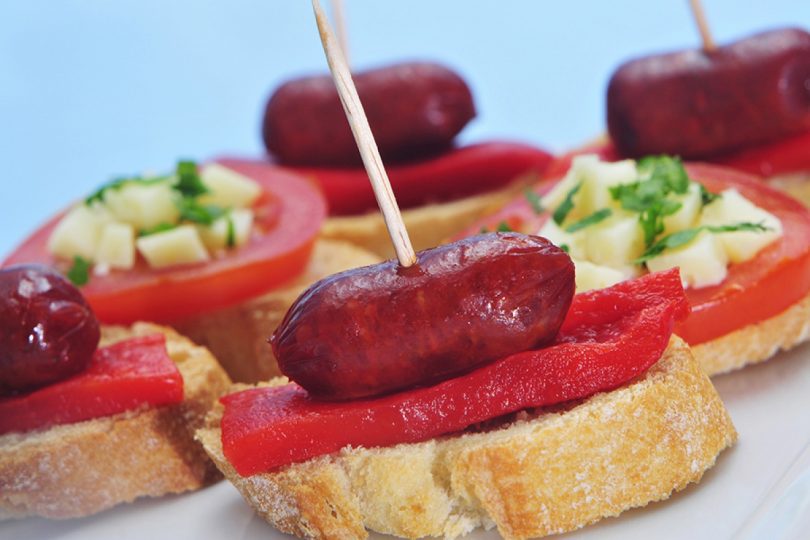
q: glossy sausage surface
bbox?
[271,233,575,400]
[607,28,810,159]
[262,62,476,166]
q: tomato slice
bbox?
[2,162,326,324]
[220,269,688,476]
[676,164,810,344]
[220,141,553,216]
[462,163,810,346]
[0,335,182,435]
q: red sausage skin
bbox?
[262,62,476,166]
[607,28,810,159]
[271,233,575,401]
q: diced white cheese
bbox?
[197,209,254,251]
[577,158,637,215]
[47,204,112,261]
[584,216,645,273]
[663,182,702,234]
[198,164,261,209]
[646,231,728,288]
[95,222,136,269]
[699,188,783,263]
[573,259,626,293]
[537,218,587,259]
[103,181,179,230]
[136,225,210,268]
[539,155,597,217]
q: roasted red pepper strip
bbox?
[219,141,553,215]
[220,269,688,476]
[715,130,810,178]
[562,132,810,180]
[0,334,183,435]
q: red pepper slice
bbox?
[219,141,553,216]
[0,335,183,435]
[220,269,688,476]
[714,130,810,177]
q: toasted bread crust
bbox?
[0,323,231,520]
[197,336,736,539]
[174,239,381,383]
[693,291,810,376]
[321,179,532,259]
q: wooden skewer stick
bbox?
[329,0,350,66]
[688,0,717,52]
[311,0,417,267]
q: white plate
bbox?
[4,343,810,540]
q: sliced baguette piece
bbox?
[0,322,231,520]
[197,336,736,540]
[321,177,533,259]
[693,290,810,376]
[173,239,382,383]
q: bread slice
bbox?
[693,290,810,376]
[174,239,381,383]
[196,336,736,540]
[0,322,231,520]
[321,179,533,259]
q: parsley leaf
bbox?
[700,184,720,206]
[565,208,612,233]
[66,256,91,286]
[637,155,689,194]
[525,189,543,214]
[176,198,226,225]
[495,221,514,232]
[559,243,570,253]
[553,183,582,225]
[226,216,236,247]
[635,221,770,264]
[139,223,177,237]
[174,160,208,198]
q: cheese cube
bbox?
[573,259,626,293]
[95,222,136,269]
[197,209,254,251]
[537,218,587,259]
[198,164,261,209]
[699,188,783,263]
[136,225,210,268]
[585,216,645,272]
[103,181,179,230]
[646,231,728,289]
[663,182,702,234]
[47,204,112,261]
[539,155,597,217]
[578,159,637,215]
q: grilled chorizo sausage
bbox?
[271,233,575,400]
[607,27,810,159]
[262,62,476,166]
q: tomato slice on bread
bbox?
[462,163,810,346]
[3,162,326,324]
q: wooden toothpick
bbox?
[330,0,350,66]
[688,0,717,52]
[311,0,417,267]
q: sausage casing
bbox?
[607,28,810,159]
[271,233,575,400]
[262,62,476,166]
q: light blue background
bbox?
[2,0,808,258]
